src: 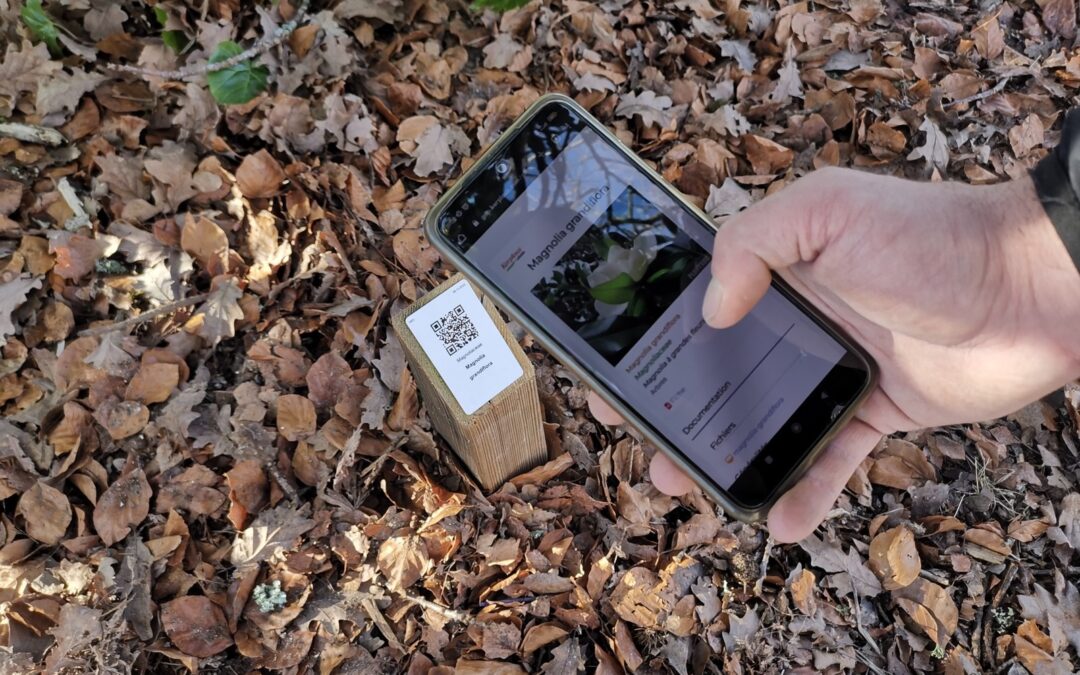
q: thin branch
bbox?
[384,589,471,623]
[79,293,208,337]
[946,76,1010,109]
[102,0,311,81]
[752,535,773,597]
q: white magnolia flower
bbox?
[587,231,659,318]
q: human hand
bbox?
[589,167,1080,543]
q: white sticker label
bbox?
[406,279,524,415]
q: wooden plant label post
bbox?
[391,273,546,490]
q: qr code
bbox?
[431,305,479,355]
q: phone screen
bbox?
[437,101,870,507]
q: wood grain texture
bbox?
[391,274,547,491]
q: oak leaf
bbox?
[0,41,59,115]
[158,372,207,438]
[1014,619,1054,671]
[800,533,883,598]
[718,40,756,71]
[230,504,315,570]
[1019,572,1080,654]
[44,604,103,674]
[705,178,752,218]
[788,566,817,616]
[95,154,150,203]
[0,276,41,340]
[397,116,470,177]
[191,276,245,345]
[377,534,432,591]
[907,117,949,170]
[483,33,530,71]
[615,90,673,128]
[83,331,136,378]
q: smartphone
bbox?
[424,94,877,522]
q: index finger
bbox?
[587,391,625,426]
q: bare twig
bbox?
[265,459,301,504]
[854,650,890,675]
[103,0,311,81]
[361,596,406,653]
[0,122,66,146]
[392,590,471,623]
[753,536,774,597]
[322,228,359,285]
[972,587,986,664]
[946,77,1011,109]
[991,562,1018,608]
[980,562,1019,670]
[57,178,91,231]
[851,580,883,658]
[79,293,209,337]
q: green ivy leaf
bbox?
[154,7,191,53]
[471,0,532,11]
[162,30,191,53]
[20,0,61,56]
[589,272,637,305]
[206,40,269,105]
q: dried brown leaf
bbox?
[743,134,794,175]
[789,566,817,616]
[277,394,316,441]
[125,363,179,404]
[509,453,574,488]
[378,534,432,591]
[306,352,352,409]
[17,482,71,545]
[894,578,958,647]
[93,467,151,546]
[180,215,229,271]
[868,526,921,590]
[191,276,245,345]
[522,623,568,654]
[481,621,521,660]
[161,596,232,658]
[524,572,577,594]
[1037,0,1077,38]
[868,438,936,489]
[236,149,286,198]
[93,398,150,440]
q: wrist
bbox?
[995,177,1080,375]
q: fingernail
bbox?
[703,278,724,324]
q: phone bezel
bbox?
[423,93,878,522]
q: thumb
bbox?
[702,171,838,328]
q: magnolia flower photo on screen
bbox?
[530,185,709,365]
